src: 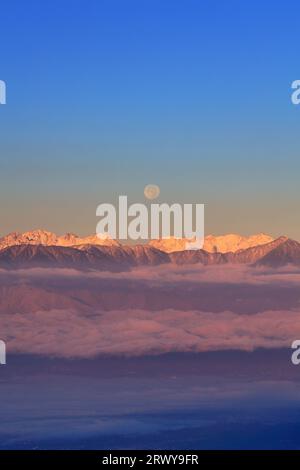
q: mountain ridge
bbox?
[0,229,120,251]
[149,233,274,253]
[0,230,279,253]
[0,235,299,269]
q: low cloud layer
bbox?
[1,264,300,358]
[2,263,300,286]
[1,308,299,358]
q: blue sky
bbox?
[0,0,300,238]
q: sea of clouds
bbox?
[1,264,300,358]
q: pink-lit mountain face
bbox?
[0,230,121,250]
[0,230,274,252]
[150,233,274,253]
[0,230,299,269]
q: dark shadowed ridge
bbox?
[255,239,300,267]
[0,244,170,271]
[230,236,288,264]
[169,249,227,265]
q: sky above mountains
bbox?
[0,1,300,239]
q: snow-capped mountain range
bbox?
[0,230,299,269]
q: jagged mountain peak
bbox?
[149,233,274,253]
[255,238,300,267]
[0,229,120,250]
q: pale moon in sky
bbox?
[144,184,160,200]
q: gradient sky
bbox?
[0,0,300,239]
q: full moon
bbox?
[144,184,160,200]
